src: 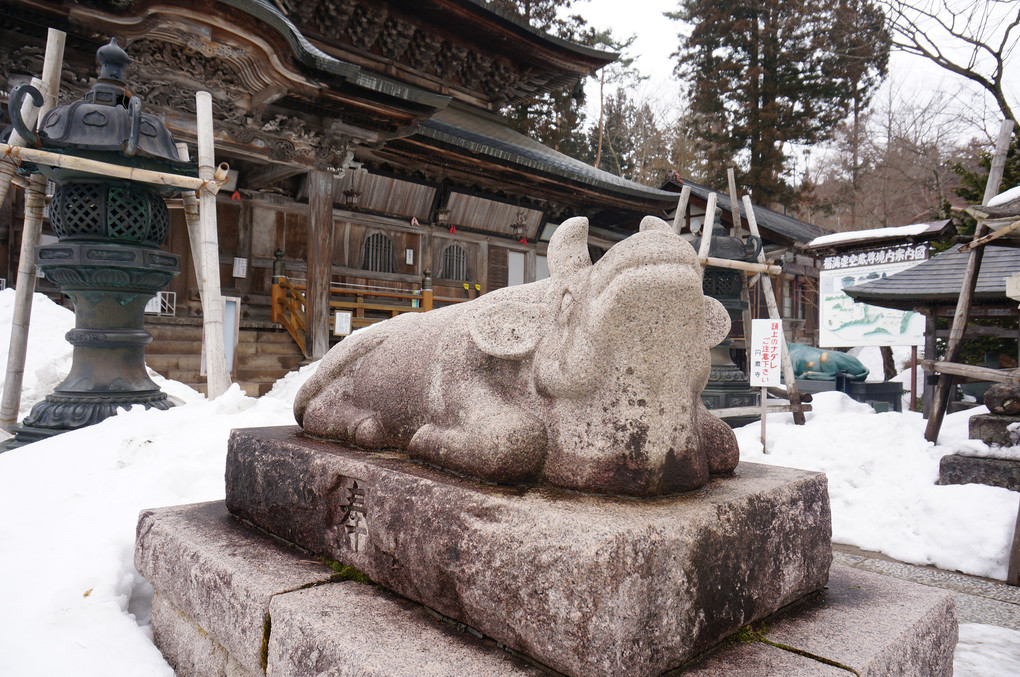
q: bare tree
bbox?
[884,0,1019,124]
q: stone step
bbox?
[144,320,305,396]
[136,500,957,677]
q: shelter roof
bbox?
[844,244,1020,310]
[806,221,954,254]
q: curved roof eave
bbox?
[417,108,678,203]
[221,0,450,109]
[460,0,618,63]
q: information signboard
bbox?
[818,243,928,347]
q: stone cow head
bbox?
[295,215,739,496]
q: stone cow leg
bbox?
[409,402,547,485]
[697,405,739,475]
[300,397,387,448]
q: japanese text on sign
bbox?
[750,319,783,387]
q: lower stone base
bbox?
[223,426,833,677]
[136,501,957,677]
[938,453,1020,491]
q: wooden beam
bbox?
[712,403,812,418]
[919,360,1020,385]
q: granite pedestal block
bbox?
[135,501,957,677]
[938,453,1020,491]
[224,426,832,677]
[968,413,1020,447]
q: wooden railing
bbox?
[271,276,468,357]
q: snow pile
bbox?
[736,392,1018,579]
[0,289,1018,676]
[988,185,1020,207]
[808,222,934,247]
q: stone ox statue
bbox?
[295,215,739,496]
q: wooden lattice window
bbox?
[439,244,469,281]
[362,232,395,273]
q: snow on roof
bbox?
[808,223,933,247]
[988,185,1020,207]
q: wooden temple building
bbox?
[1,0,827,389]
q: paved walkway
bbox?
[832,544,1020,630]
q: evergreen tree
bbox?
[491,0,595,154]
[953,136,1020,235]
[669,0,890,207]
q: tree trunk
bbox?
[880,345,896,381]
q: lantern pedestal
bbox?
[12,241,180,444]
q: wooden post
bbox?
[925,119,1014,442]
[195,91,230,398]
[910,345,918,412]
[174,143,206,302]
[697,192,717,260]
[0,29,65,431]
[671,186,691,234]
[726,168,743,239]
[922,311,937,417]
[727,169,755,374]
[743,196,806,425]
[306,169,335,359]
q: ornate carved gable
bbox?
[292,0,609,107]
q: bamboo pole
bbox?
[195,91,231,399]
[671,185,691,234]
[0,144,227,192]
[0,29,64,208]
[699,256,782,275]
[0,29,65,432]
[743,195,806,425]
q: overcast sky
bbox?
[573,0,1018,142]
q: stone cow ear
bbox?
[469,301,547,360]
[703,296,731,347]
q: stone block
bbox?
[135,501,337,675]
[680,641,849,676]
[968,413,1020,447]
[139,505,953,677]
[938,453,1020,491]
[680,564,956,676]
[267,584,546,677]
[760,564,957,676]
[225,426,833,677]
[150,593,259,677]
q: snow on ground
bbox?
[0,289,1018,676]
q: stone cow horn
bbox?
[547,217,591,277]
